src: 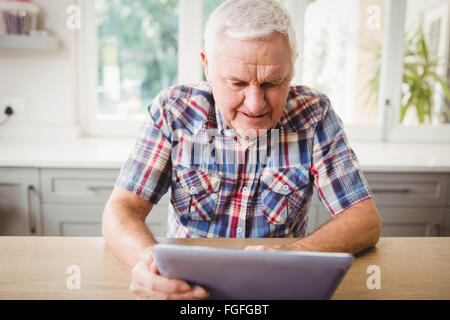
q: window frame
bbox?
[79,0,204,137]
[79,0,450,142]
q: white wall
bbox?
[0,0,80,139]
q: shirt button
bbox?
[283,185,290,191]
[243,187,249,193]
[190,186,196,193]
[237,227,242,233]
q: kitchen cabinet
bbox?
[39,168,116,237]
[0,168,41,236]
[1,167,450,237]
[39,168,169,237]
[308,172,450,237]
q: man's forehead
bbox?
[224,73,286,82]
[213,33,292,63]
[220,57,291,81]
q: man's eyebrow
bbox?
[225,76,286,83]
[225,76,248,82]
[263,76,284,83]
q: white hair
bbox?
[204,0,297,64]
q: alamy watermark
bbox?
[67,5,81,30]
[366,5,381,30]
[66,264,81,290]
[366,265,381,290]
[172,128,293,166]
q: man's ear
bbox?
[200,50,210,81]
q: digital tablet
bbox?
[152,244,354,300]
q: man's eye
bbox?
[261,82,276,89]
[231,82,247,87]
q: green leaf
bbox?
[400,95,414,122]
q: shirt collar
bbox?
[214,101,228,134]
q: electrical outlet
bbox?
[1,97,26,120]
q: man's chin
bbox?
[236,126,271,139]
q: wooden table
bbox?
[0,237,449,300]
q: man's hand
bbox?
[130,250,210,300]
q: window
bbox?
[400,0,450,126]
[80,0,450,142]
[301,0,450,142]
[382,0,450,142]
[95,0,178,120]
[302,0,384,126]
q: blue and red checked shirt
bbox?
[115,81,372,238]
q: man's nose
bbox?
[244,86,266,114]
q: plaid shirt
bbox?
[115,82,372,238]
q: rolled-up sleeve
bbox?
[115,96,172,204]
[311,100,372,216]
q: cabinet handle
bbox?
[27,185,36,235]
[0,183,18,187]
[372,188,412,194]
[87,185,113,192]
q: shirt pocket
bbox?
[171,166,222,221]
[260,166,311,225]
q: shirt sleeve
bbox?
[115,95,172,204]
[311,99,372,216]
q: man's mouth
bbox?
[241,112,267,119]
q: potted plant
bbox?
[364,28,450,124]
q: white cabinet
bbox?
[366,172,448,207]
[40,168,169,237]
[367,172,449,237]
[447,209,450,237]
[40,168,116,237]
[42,204,103,236]
[2,166,450,237]
[378,208,447,237]
[306,195,331,236]
[0,168,41,236]
[308,172,450,237]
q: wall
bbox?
[0,0,80,139]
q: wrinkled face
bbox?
[201,33,294,138]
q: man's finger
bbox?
[150,271,193,294]
[137,285,209,300]
[149,260,159,274]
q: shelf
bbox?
[0,34,59,51]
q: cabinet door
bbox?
[379,208,446,237]
[307,193,332,235]
[305,205,318,236]
[365,172,448,207]
[40,168,119,204]
[42,196,170,237]
[305,202,334,235]
[145,193,170,238]
[443,209,450,236]
[307,192,447,237]
[0,168,41,236]
[40,168,169,237]
[42,205,103,236]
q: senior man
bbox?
[103,0,381,300]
